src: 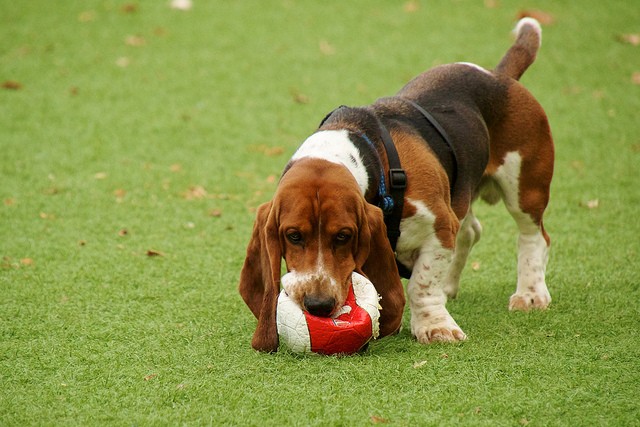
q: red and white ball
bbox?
[276,272,380,355]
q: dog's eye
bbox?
[334,232,352,245]
[286,231,303,244]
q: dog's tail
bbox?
[494,18,542,80]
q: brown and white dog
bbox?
[239,18,554,352]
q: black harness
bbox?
[319,99,457,279]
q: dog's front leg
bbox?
[407,235,467,344]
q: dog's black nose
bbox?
[303,295,336,317]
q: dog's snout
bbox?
[303,295,336,317]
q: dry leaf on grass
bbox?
[516,9,555,25]
[144,373,158,381]
[2,80,23,90]
[121,3,138,13]
[413,360,428,368]
[209,209,222,218]
[125,35,146,47]
[116,57,131,68]
[370,415,389,424]
[632,72,640,85]
[583,199,599,209]
[118,229,129,237]
[290,89,310,104]
[78,11,96,22]
[403,0,420,13]
[20,258,34,266]
[618,34,640,46]
[146,249,164,257]
[4,198,16,206]
[319,40,336,56]
[183,185,208,200]
[114,189,126,201]
[249,144,284,157]
[170,0,192,11]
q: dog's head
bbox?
[239,158,403,352]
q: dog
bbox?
[239,18,554,352]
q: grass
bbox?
[1,0,639,425]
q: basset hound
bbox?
[239,18,554,352]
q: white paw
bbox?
[411,313,467,344]
[509,288,551,311]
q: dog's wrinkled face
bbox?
[275,158,370,317]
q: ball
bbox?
[276,272,380,355]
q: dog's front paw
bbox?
[411,314,467,344]
[509,288,551,311]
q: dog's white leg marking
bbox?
[443,209,482,299]
[402,200,467,343]
[493,152,551,311]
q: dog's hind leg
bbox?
[443,209,482,299]
[492,151,552,311]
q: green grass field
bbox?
[2,1,639,425]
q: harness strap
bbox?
[319,105,411,278]
[398,98,458,195]
[374,117,406,253]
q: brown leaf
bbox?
[471,261,481,271]
[118,229,129,237]
[146,249,163,257]
[78,11,96,22]
[183,185,208,200]
[632,72,640,85]
[403,1,420,13]
[125,35,146,47]
[250,144,284,157]
[121,4,138,13]
[144,373,157,381]
[209,209,222,218]
[516,10,555,25]
[20,258,34,266]
[291,89,310,104]
[2,80,23,90]
[319,40,336,56]
[370,415,389,424]
[618,33,640,46]
[114,189,126,201]
[3,198,16,206]
[116,57,131,68]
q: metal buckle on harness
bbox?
[388,168,407,189]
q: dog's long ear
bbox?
[239,201,282,352]
[357,203,406,337]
